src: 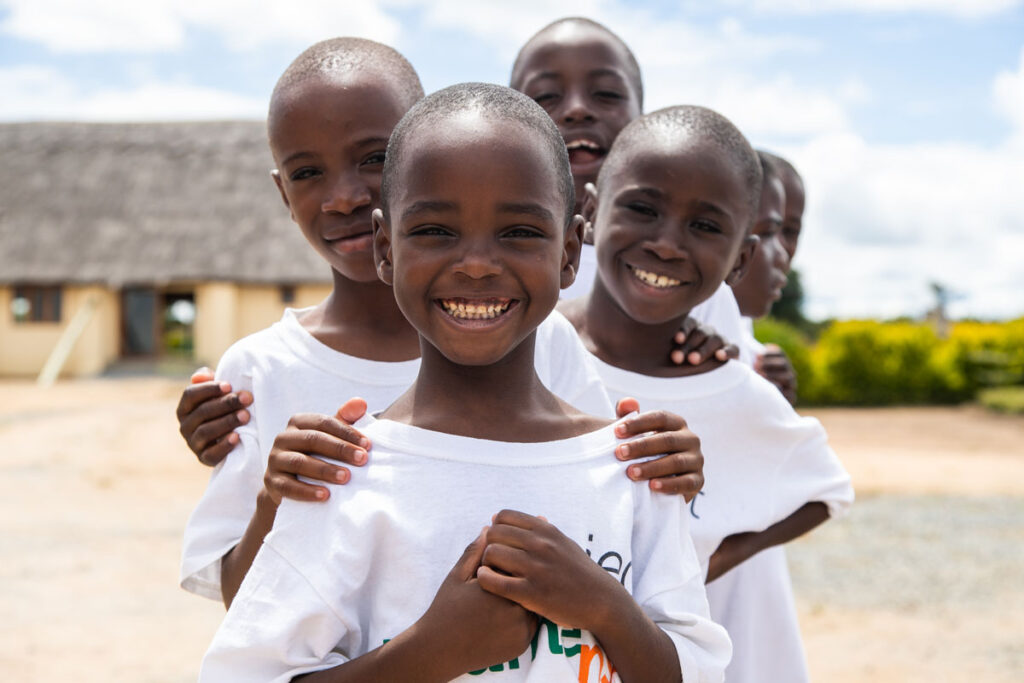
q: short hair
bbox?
[268,37,424,128]
[510,17,644,108]
[381,82,575,224]
[757,150,781,186]
[759,150,804,190]
[599,105,763,225]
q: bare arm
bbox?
[706,501,829,584]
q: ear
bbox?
[270,169,294,220]
[581,182,599,245]
[726,234,759,286]
[560,214,585,290]
[372,209,395,285]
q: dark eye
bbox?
[410,225,452,238]
[289,166,321,181]
[503,226,544,239]
[595,90,623,101]
[692,220,722,235]
[532,92,558,106]
[625,201,657,218]
[361,151,386,167]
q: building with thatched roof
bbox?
[0,121,332,378]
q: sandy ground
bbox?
[0,377,1021,681]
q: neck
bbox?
[299,268,420,361]
[576,278,708,377]
[383,332,565,441]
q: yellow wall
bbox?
[193,282,331,367]
[1,282,333,377]
[0,285,119,378]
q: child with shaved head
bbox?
[200,83,730,683]
[511,16,747,363]
[558,105,853,681]
[180,37,714,613]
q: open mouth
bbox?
[438,297,516,321]
[628,265,682,289]
[565,138,605,166]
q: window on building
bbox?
[12,285,62,323]
[280,285,296,304]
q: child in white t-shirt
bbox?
[200,83,731,682]
[558,106,853,681]
[180,38,715,608]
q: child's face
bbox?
[512,28,642,211]
[731,174,790,319]
[269,73,409,282]
[374,113,581,366]
[590,139,755,326]
[778,168,805,263]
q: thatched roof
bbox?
[0,121,331,286]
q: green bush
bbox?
[752,317,815,398]
[977,386,1024,414]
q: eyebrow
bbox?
[497,202,555,221]
[401,200,457,219]
[526,68,628,84]
[692,200,730,218]
[278,136,390,168]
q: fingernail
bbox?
[651,480,663,490]
[675,332,686,343]
[615,423,628,437]
[335,470,348,483]
[688,352,701,365]
[353,449,367,465]
[227,433,239,445]
[219,382,230,392]
[628,466,641,479]
[236,410,249,424]
[359,438,371,449]
[617,444,630,459]
[671,350,684,365]
[315,489,327,500]
[239,392,253,405]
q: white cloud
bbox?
[0,66,265,120]
[993,46,1024,146]
[785,133,1024,320]
[737,0,1023,18]
[0,0,400,53]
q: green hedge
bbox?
[752,317,1024,406]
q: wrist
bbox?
[256,486,280,514]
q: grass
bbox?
[977,386,1024,414]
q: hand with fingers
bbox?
[755,344,797,405]
[176,367,253,466]
[612,398,705,501]
[477,510,620,631]
[263,398,372,506]
[417,528,539,677]
[669,317,739,367]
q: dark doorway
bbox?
[121,287,157,357]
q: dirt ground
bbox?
[1,377,1021,682]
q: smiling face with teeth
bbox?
[588,135,757,329]
[511,22,643,214]
[373,110,581,367]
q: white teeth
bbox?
[631,266,681,288]
[566,139,600,151]
[440,300,512,320]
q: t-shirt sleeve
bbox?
[630,483,732,682]
[179,342,263,600]
[773,413,855,519]
[535,310,616,418]
[689,284,746,352]
[198,543,350,683]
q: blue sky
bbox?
[2,0,1022,320]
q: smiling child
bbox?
[199,83,731,683]
[558,105,854,681]
[179,38,710,610]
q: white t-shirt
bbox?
[562,245,746,350]
[199,417,732,683]
[180,307,613,600]
[713,316,809,683]
[588,357,853,574]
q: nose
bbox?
[769,234,790,271]
[321,168,372,215]
[452,235,501,280]
[643,228,688,262]
[561,89,595,125]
